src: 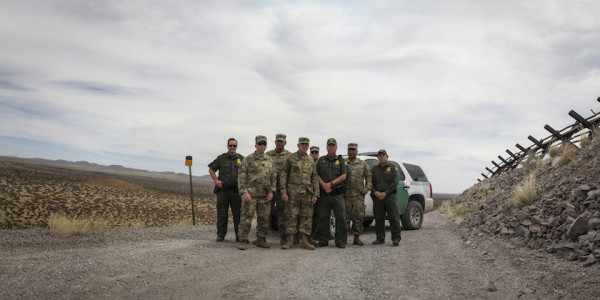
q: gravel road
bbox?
[2,211,598,299]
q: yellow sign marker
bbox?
[185,155,193,166]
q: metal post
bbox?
[185,156,195,226]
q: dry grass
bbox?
[48,214,109,237]
[510,175,537,209]
[580,135,592,148]
[520,150,544,174]
[557,142,577,166]
[439,201,466,224]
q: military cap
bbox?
[298,137,310,144]
[327,138,337,145]
[310,146,319,152]
[255,135,267,143]
[276,133,287,142]
[377,149,388,156]
[348,143,358,149]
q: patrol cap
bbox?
[310,146,319,152]
[255,135,267,143]
[298,137,310,144]
[348,143,358,149]
[377,149,388,156]
[327,138,337,145]
[276,133,286,142]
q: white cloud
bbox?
[1,0,599,192]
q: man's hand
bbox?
[311,196,318,205]
[266,192,273,202]
[360,189,367,196]
[242,192,252,202]
[282,193,289,202]
[215,180,223,189]
[378,192,387,200]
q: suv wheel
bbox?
[400,201,423,230]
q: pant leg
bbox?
[332,194,347,244]
[276,194,286,238]
[298,194,313,235]
[384,196,402,241]
[345,197,353,235]
[256,196,271,238]
[216,190,229,238]
[317,195,333,241]
[228,190,242,238]
[285,193,300,235]
[238,197,256,242]
[351,197,366,235]
[311,197,320,237]
[373,198,386,241]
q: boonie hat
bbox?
[255,135,267,143]
[348,143,358,149]
[276,133,286,142]
[377,149,388,156]
[327,138,337,145]
[298,137,310,144]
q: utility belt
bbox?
[214,182,239,194]
[321,183,346,195]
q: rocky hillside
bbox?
[443,134,600,266]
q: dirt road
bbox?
[1,211,598,299]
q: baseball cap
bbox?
[255,135,267,143]
[377,149,388,156]
[327,138,337,145]
[275,133,286,142]
[348,143,357,149]
[298,137,310,144]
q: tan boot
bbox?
[280,236,287,245]
[282,234,294,250]
[255,237,270,248]
[308,235,316,246]
[238,241,247,250]
[301,234,315,250]
[353,235,364,246]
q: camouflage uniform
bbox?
[344,157,372,236]
[309,146,320,239]
[371,150,401,243]
[266,139,292,240]
[208,152,243,240]
[237,150,277,242]
[280,148,320,237]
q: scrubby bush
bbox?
[510,175,536,209]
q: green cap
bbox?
[310,146,319,152]
[298,137,310,144]
[377,149,388,156]
[255,135,267,143]
[327,138,337,145]
[276,133,286,142]
[348,143,358,149]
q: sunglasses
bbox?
[228,144,237,148]
[257,142,267,146]
[311,151,319,154]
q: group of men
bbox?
[208,134,402,251]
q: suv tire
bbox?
[400,201,423,230]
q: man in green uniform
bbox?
[266,133,292,245]
[344,143,372,246]
[371,149,401,246]
[237,135,277,250]
[280,137,320,250]
[208,138,244,242]
[316,138,348,248]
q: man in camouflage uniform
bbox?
[344,143,372,246]
[316,138,348,248]
[309,145,320,245]
[266,133,292,245]
[237,135,277,250]
[280,137,320,250]
[371,149,401,246]
[209,138,244,242]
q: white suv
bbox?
[353,154,434,230]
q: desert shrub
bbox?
[440,201,466,224]
[48,214,109,237]
[580,135,592,148]
[549,145,561,158]
[510,175,536,209]
[557,142,577,166]
[520,150,544,174]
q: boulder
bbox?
[588,218,600,230]
[567,216,589,241]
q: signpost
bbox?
[185,156,195,225]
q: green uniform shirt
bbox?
[316,154,348,183]
[237,152,276,196]
[371,163,399,195]
[208,152,244,187]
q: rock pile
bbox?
[451,136,600,266]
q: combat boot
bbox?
[301,234,315,250]
[281,235,294,250]
[256,237,270,248]
[280,236,286,245]
[238,241,247,250]
[293,234,299,245]
[353,235,364,246]
[308,235,316,246]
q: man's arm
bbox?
[209,168,222,188]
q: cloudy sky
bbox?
[1,1,599,193]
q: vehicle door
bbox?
[389,161,408,214]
